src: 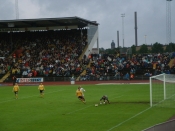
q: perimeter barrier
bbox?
[3,75,149,83]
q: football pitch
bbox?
[0,83,175,131]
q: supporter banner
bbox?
[16,78,43,83]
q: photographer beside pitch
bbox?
[12,75,17,86]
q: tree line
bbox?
[99,42,175,54]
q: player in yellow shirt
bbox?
[76,87,86,104]
[12,83,20,99]
[38,83,45,97]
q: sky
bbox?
[0,0,175,49]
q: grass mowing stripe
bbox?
[107,107,152,131]
[0,89,65,104]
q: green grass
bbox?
[0,84,175,131]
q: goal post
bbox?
[150,73,175,108]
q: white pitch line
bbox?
[107,107,151,131]
[96,83,149,85]
[107,92,175,130]
[0,89,65,104]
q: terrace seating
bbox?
[0,29,89,82]
[1,30,175,83]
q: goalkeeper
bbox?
[100,95,110,104]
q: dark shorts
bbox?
[78,96,83,99]
[40,90,44,93]
[14,91,18,94]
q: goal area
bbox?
[150,73,175,108]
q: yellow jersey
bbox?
[13,85,19,91]
[76,90,83,97]
[38,84,45,90]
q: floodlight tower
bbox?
[134,12,138,46]
[15,0,19,19]
[121,13,125,48]
[166,0,172,44]
[144,35,147,45]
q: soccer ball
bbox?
[95,104,98,107]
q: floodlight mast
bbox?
[15,0,19,19]
[134,12,138,46]
[166,0,172,45]
[121,14,125,48]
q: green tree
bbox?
[99,47,105,54]
[151,42,164,53]
[165,43,175,52]
[105,48,116,54]
[131,45,136,54]
[139,44,148,53]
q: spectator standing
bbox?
[12,75,17,86]
[123,72,130,80]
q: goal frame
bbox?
[150,73,166,107]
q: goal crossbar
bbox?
[150,73,175,108]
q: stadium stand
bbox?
[0,17,99,82]
[0,17,175,83]
[77,52,175,81]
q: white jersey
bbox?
[80,88,85,96]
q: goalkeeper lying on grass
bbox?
[100,95,110,104]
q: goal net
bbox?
[150,73,175,108]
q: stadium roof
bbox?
[0,16,98,29]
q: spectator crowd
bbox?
[0,30,175,81]
[79,52,175,81]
